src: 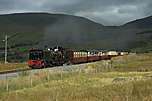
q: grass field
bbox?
[0,63,28,72]
[0,53,152,101]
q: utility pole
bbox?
[2,33,19,64]
[4,35,8,64]
[2,33,18,64]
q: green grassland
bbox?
[0,53,152,101]
[0,63,28,72]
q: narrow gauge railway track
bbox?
[0,63,83,81]
[0,57,115,75]
[0,64,71,75]
[0,61,95,75]
[0,59,110,80]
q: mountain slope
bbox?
[0,13,151,52]
[120,16,152,52]
[122,16,152,29]
[0,13,108,50]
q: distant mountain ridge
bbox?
[0,12,152,52]
[122,16,152,29]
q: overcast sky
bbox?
[0,0,152,26]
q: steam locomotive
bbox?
[27,46,113,69]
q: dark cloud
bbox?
[0,0,152,25]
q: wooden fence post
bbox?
[47,70,50,82]
[6,74,9,92]
[29,75,33,87]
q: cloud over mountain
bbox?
[0,0,152,25]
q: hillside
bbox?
[0,13,152,50]
[0,13,106,50]
[0,13,152,61]
[120,16,152,52]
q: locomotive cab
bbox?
[27,49,45,68]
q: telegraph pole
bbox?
[4,35,8,64]
[2,33,18,64]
